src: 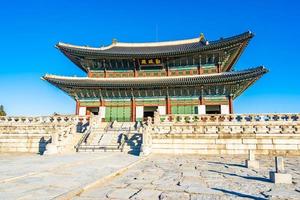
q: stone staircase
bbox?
[76,121,143,154]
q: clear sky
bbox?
[0,0,299,116]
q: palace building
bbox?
[43,31,268,122]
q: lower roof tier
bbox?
[43,66,268,100]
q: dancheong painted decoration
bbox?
[43,31,268,121]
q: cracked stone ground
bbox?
[0,153,139,200]
[76,155,300,200]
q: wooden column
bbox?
[104,69,107,78]
[75,100,80,115]
[166,67,170,76]
[198,66,203,74]
[88,70,92,77]
[166,96,171,114]
[134,58,139,77]
[100,98,105,107]
[166,58,170,76]
[229,95,233,114]
[131,97,136,122]
[217,63,221,73]
[199,96,203,105]
[134,69,138,77]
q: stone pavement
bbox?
[0,152,139,200]
[77,155,300,200]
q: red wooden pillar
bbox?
[166,96,171,114]
[134,69,138,77]
[199,96,203,105]
[133,58,139,77]
[100,98,105,107]
[229,95,233,114]
[166,65,171,76]
[131,98,136,122]
[75,100,80,115]
[198,66,203,74]
[88,70,93,77]
[217,63,221,73]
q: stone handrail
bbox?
[56,124,77,150]
[75,126,92,151]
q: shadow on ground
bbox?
[208,161,246,168]
[208,170,271,183]
[212,188,267,200]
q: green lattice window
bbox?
[171,105,198,114]
[105,106,131,122]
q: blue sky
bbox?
[0,0,299,116]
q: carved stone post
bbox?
[269,156,292,184]
[153,111,160,125]
[90,113,101,129]
[180,116,185,123]
[245,150,259,169]
[141,121,152,156]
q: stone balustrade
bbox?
[0,115,89,154]
[0,115,89,125]
[153,113,300,135]
[154,124,300,135]
[141,113,300,155]
[159,113,300,124]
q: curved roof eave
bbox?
[56,31,254,58]
[43,66,267,88]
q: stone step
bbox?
[77,148,122,152]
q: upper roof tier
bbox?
[57,31,253,58]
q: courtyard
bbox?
[0,153,300,199]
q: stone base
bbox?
[43,144,58,155]
[269,171,292,184]
[246,159,259,169]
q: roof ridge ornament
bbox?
[112,38,118,45]
[199,33,209,45]
[199,33,205,42]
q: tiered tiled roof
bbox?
[43,31,267,100]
